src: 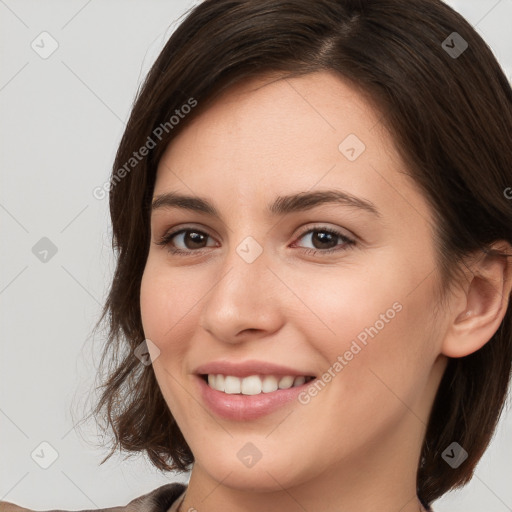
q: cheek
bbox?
[292,251,438,402]
[140,260,205,349]
[285,275,436,453]
[140,261,201,422]
[140,265,167,343]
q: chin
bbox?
[195,444,312,492]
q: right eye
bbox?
[156,227,218,255]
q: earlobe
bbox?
[441,242,512,359]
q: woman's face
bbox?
[140,71,449,497]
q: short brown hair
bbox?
[85,0,512,507]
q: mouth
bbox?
[193,359,319,420]
[199,373,316,395]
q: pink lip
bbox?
[196,375,315,421]
[194,359,315,378]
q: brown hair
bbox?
[85,0,512,507]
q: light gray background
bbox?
[1,1,511,510]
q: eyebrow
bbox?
[151,189,381,218]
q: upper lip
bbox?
[194,360,315,378]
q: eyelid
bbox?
[156,222,354,241]
[156,222,217,241]
[293,223,354,241]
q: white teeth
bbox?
[205,374,311,394]
[216,374,225,392]
[241,375,263,395]
[224,375,241,394]
[278,376,294,389]
[293,376,306,387]
[261,375,278,393]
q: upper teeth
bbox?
[207,374,310,395]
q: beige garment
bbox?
[0,483,187,512]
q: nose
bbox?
[198,240,284,344]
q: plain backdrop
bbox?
[1,0,511,510]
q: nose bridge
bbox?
[198,230,283,340]
[211,232,269,304]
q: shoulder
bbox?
[0,482,187,512]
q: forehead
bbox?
[154,70,431,229]
[169,70,387,158]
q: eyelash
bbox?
[155,225,356,257]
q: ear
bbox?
[441,241,512,358]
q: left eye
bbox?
[156,226,356,256]
[292,227,356,254]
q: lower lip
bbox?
[196,375,315,421]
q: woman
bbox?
[2,0,511,511]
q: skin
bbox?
[140,70,512,512]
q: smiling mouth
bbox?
[199,373,316,395]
